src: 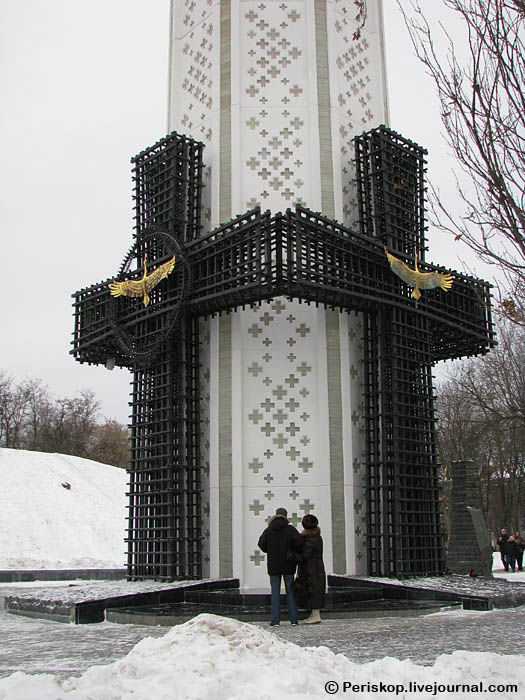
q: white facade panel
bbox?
[168,0,388,585]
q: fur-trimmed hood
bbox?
[301,526,321,536]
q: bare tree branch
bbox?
[352,1,368,40]
[436,317,525,530]
[398,0,525,316]
[0,371,128,468]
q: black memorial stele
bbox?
[72,126,494,581]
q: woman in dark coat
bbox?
[513,531,525,572]
[497,529,509,571]
[296,513,326,624]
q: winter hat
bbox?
[302,513,318,529]
[276,507,288,517]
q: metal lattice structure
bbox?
[355,127,428,259]
[73,133,203,580]
[72,126,494,580]
[125,134,203,579]
[355,126,466,576]
[132,131,203,244]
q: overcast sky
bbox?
[0,1,487,424]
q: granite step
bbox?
[106,597,460,626]
[182,585,383,607]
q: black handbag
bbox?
[293,575,313,608]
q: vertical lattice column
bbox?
[127,324,203,580]
[132,132,204,243]
[389,308,443,576]
[127,348,183,579]
[354,126,427,259]
[364,305,444,577]
[363,311,382,575]
[357,126,443,576]
[184,315,202,578]
[126,132,204,580]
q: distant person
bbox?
[258,507,303,626]
[295,513,326,624]
[506,536,518,573]
[497,529,509,571]
[514,531,525,572]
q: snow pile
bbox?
[0,614,522,700]
[0,448,127,569]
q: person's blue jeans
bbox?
[269,574,298,625]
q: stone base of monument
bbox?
[0,569,127,583]
[104,574,525,625]
[7,573,525,625]
[105,582,460,626]
[3,579,239,624]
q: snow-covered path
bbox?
[2,584,525,699]
[0,585,166,679]
[1,582,525,676]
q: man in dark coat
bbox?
[258,507,303,626]
[497,529,509,571]
[506,536,518,573]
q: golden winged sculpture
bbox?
[384,246,453,301]
[109,255,176,307]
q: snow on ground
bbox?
[1,578,210,603]
[1,447,524,698]
[0,613,524,700]
[0,448,127,569]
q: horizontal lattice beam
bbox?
[72,205,494,369]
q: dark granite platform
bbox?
[335,573,525,610]
[4,578,239,624]
[106,594,459,626]
[0,569,127,583]
[5,573,525,625]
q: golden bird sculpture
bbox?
[109,255,176,307]
[384,246,453,301]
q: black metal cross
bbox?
[72,126,494,580]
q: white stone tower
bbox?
[168,0,389,587]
